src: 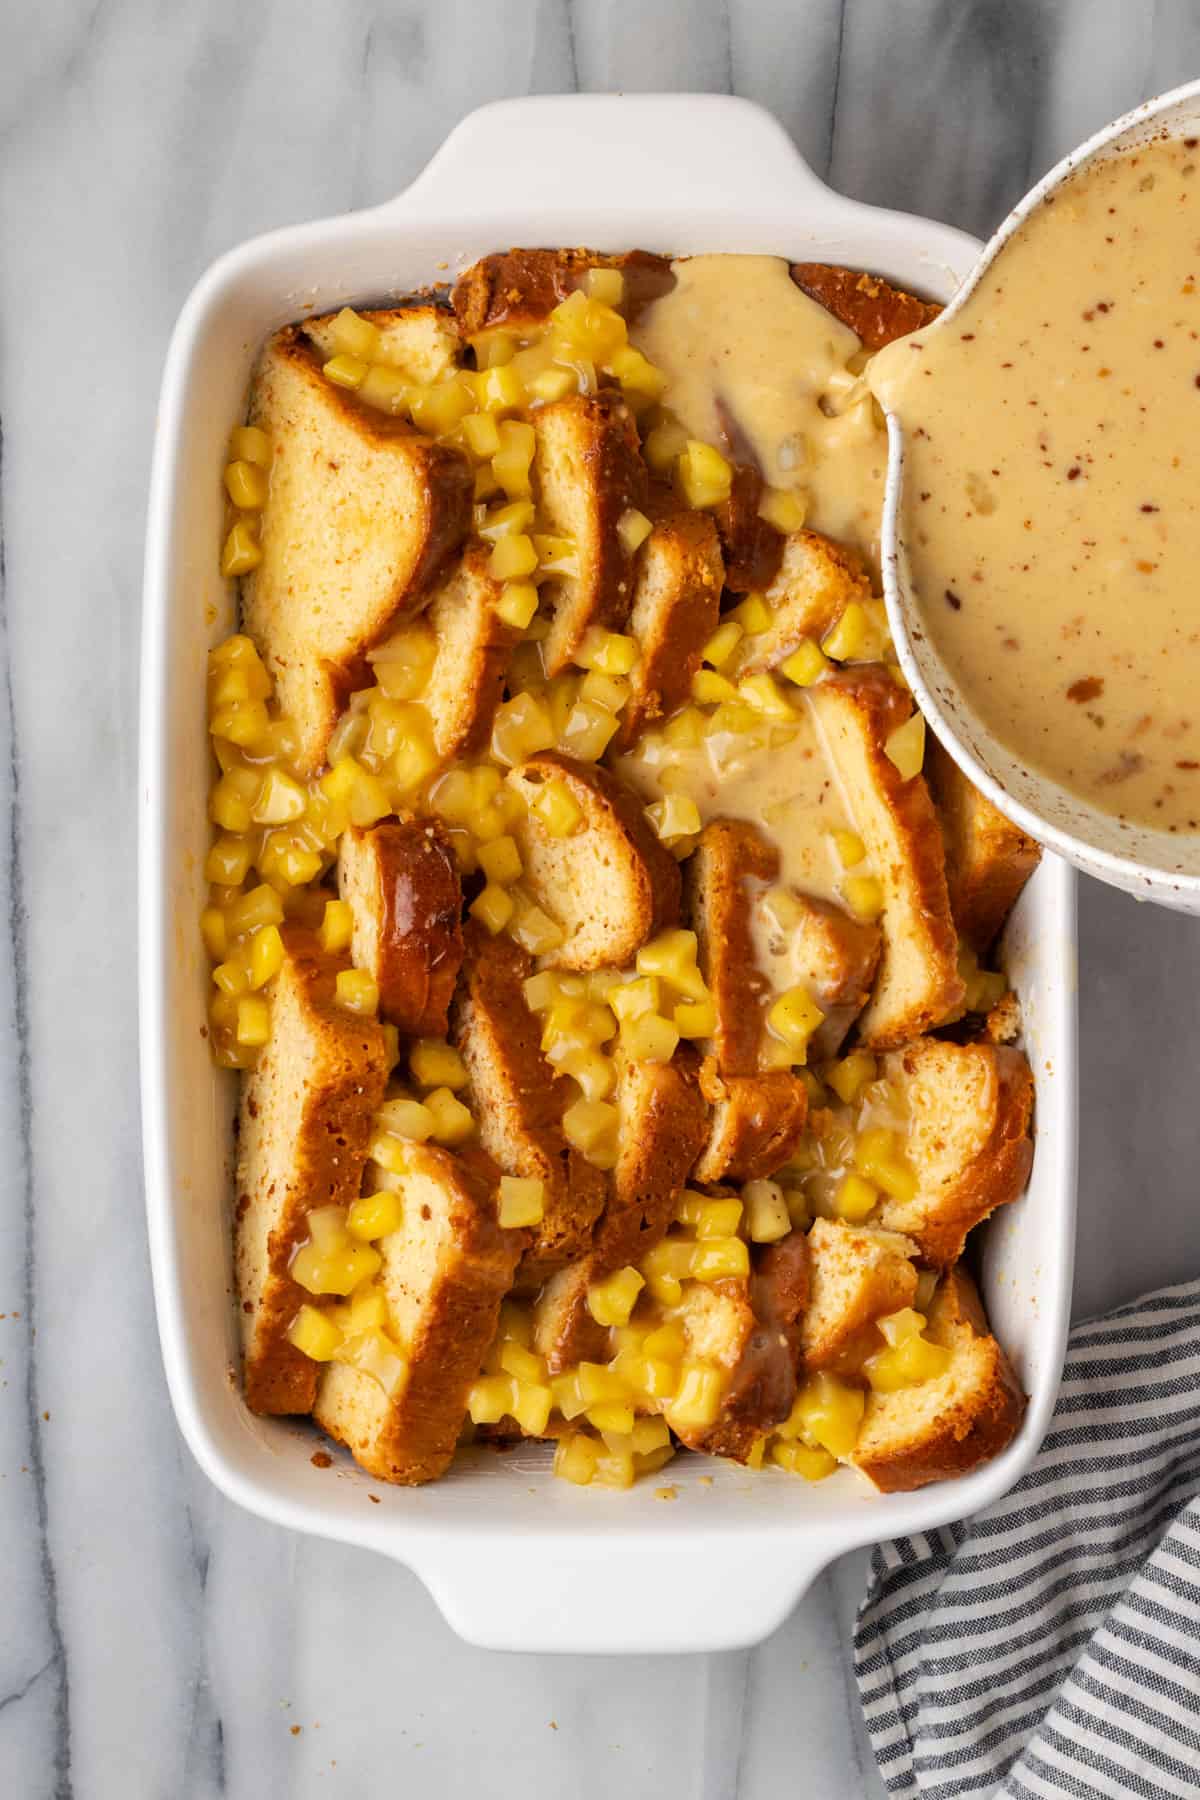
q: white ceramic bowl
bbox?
[139,94,1077,1654]
[880,78,1200,912]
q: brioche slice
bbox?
[419,542,521,761]
[790,264,941,351]
[532,392,648,675]
[312,1143,522,1484]
[451,924,606,1283]
[712,463,785,594]
[851,1264,1025,1492]
[925,739,1041,952]
[693,1060,809,1184]
[615,500,724,748]
[508,751,680,971]
[738,530,873,677]
[234,928,389,1415]
[876,1039,1034,1266]
[303,305,461,383]
[807,667,963,1045]
[800,1219,919,1373]
[243,327,471,774]
[685,819,776,1076]
[451,248,674,338]
[532,1050,709,1372]
[337,818,463,1036]
[781,896,882,1060]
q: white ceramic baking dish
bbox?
[139,94,1077,1655]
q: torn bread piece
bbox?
[790,264,942,352]
[738,530,874,677]
[303,305,461,384]
[243,324,471,773]
[508,751,680,971]
[532,391,648,675]
[686,819,777,1076]
[533,1050,709,1373]
[808,667,963,1045]
[875,1038,1034,1267]
[235,928,389,1416]
[851,1264,1025,1492]
[451,248,674,338]
[451,923,606,1284]
[337,818,463,1036]
[779,896,882,1061]
[615,499,724,749]
[419,541,522,761]
[693,1061,809,1185]
[925,738,1041,953]
[800,1218,919,1374]
[312,1142,522,1484]
[712,463,786,595]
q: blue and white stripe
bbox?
[856,1279,1200,1799]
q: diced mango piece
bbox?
[587,1266,646,1329]
[347,1190,403,1242]
[677,440,733,509]
[884,713,926,781]
[409,1039,469,1091]
[743,1178,791,1243]
[498,1176,546,1229]
[832,1171,879,1222]
[666,1364,724,1430]
[334,969,379,1016]
[287,1304,343,1362]
[793,1371,865,1459]
[821,603,870,662]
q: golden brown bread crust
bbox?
[790,264,942,351]
[739,529,873,678]
[685,819,778,1077]
[337,818,463,1037]
[925,738,1042,953]
[800,1219,919,1373]
[693,1060,809,1184]
[451,923,606,1284]
[851,1265,1025,1492]
[616,496,724,749]
[686,1232,810,1461]
[312,1142,523,1484]
[451,248,675,337]
[712,463,785,594]
[423,541,523,761]
[808,666,963,1046]
[235,928,389,1415]
[788,895,882,1060]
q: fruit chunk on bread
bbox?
[737,530,873,678]
[312,1142,523,1484]
[508,751,681,971]
[925,738,1041,953]
[303,304,461,383]
[451,247,674,339]
[851,1264,1024,1492]
[337,818,463,1036]
[235,928,389,1415]
[807,666,963,1046]
[451,923,606,1284]
[874,1038,1035,1266]
[693,1064,809,1184]
[242,318,471,774]
[615,498,724,748]
[532,391,649,675]
[418,541,523,761]
[800,1218,919,1373]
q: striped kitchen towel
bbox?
[855,1276,1200,1799]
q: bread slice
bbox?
[451,923,606,1284]
[234,928,389,1415]
[693,1060,809,1184]
[451,248,674,338]
[303,305,461,383]
[789,264,941,351]
[800,1218,919,1373]
[684,819,776,1076]
[532,1049,709,1372]
[738,530,873,677]
[312,1142,522,1484]
[615,499,724,748]
[851,1264,1025,1492]
[783,896,882,1060]
[532,392,648,675]
[712,463,785,594]
[925,738,1041,952]
[243,326,471,773]
[508,751,680,971]
[416,541,522,761]
[337,818,463,1036]
[875,1038,1034,1266]
[807,667,963,1045]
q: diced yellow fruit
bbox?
[357,363,410,412]
[690,1196,744,1239]
[884,712,926,781]
[492,418,537,497]
[472,330,515,370]
[333,1327,408,1399]
[642,417,689,476]
[562,698,620,762]
[407,376,474,437]
[291,1240,382,1297]
[248,924,284,990]
[477,364,525,413]
[508,893,565,956]
[330,306,381,361]
[551,290,627,360]
[779,638,830,687]
[371,1113,430,1160]
[832,1171,879,1222]
[474,836,521,887]
[251,767,307,826]
[498,1340,546,1385]
[620,1012,679,1064]
[757,485,808,532]
[370,618,438,699]
[743,1178,791,1243]
[527,365,576,404]
[831,828,866,869]
[691,667,740,706]
[673,996,717,1038]
[335,969,379,1016]
[667,1364,724,1430]
[609,345,666,398]
[645,793,702,846]
[210,697,270,749]
[864,1332,952,1394]
[533,533,579,578]
[558,1047,615,1103]
[491,692,555,767]
[424,1086,475,1145]
[794,1371,865,1458]
[821,602,870,662]
[468,1373,517,1425]
[732,592,773,635]
[498,1175,546,1229]
[530,778,583,838]
[469,883,515,935]
[575,627,639,675]
[212,954,250,997]
[563,1098,619,1169]
[577,1363,633,1407]
[636,929,708,1002]
[306,1205,350,1254]
[843,874,885,920]
[853,1127,918,1202]
[287,1305,343,1362]
[319,899,354,955]
[639,1238,695,1306]
[409,1039,468,1091]
[585,266,625,305]
[494,579,540,631]
[766,985,825,1060]
[347,1190,403,1242]
[707,699,762,737]
[825,1050,877,1105]
[511,1380,554,1436]
[225,882,285,935]
[677,440,733,509]
[702,620,744,668]
[608,975,659,1023]
[691,1237,751,1281]
[223,459,268,510]
[662,705,706,749]
[553,1431,599,1485]
[229,425,271,467]
[550,1370,587,1421]
[737,673,794,718]
[489,533,538,581]
[462,410,503,459]
[587,1401,636,1435]
[322,354,368,390]
[200,906,228,961]
[236,996,271,1046]
[617,507,653,555]
[878,1307,926,1347]
[770,1441,838,1480]
[587,1266,645,1329]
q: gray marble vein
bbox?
[4,1,1200,1795]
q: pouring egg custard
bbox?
[208,249,1037,1489]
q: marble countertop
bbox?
[4,3,1200,1795]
